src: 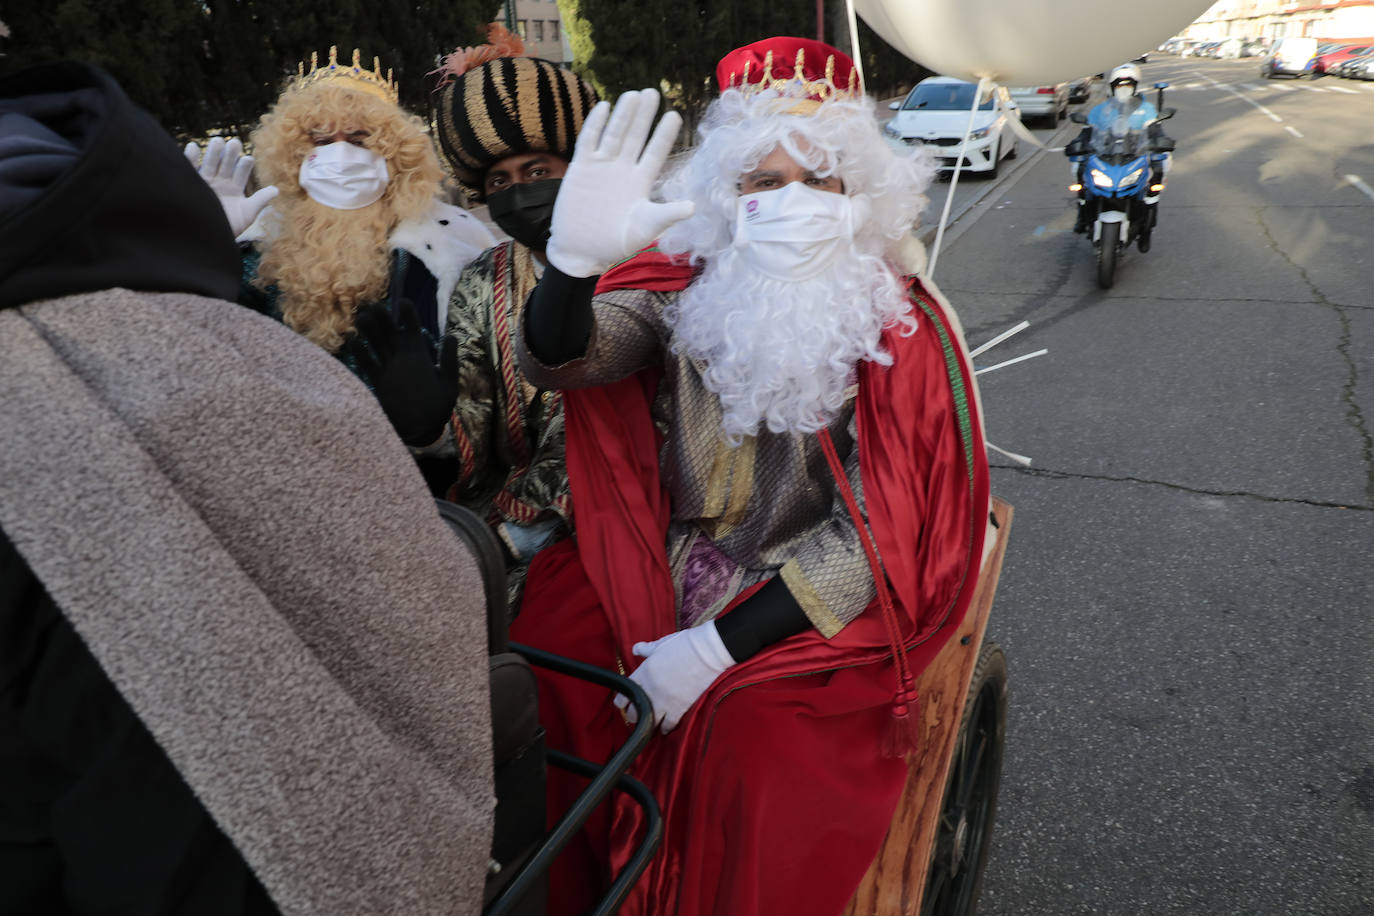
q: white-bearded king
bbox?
[510,36,993,916]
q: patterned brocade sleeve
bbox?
[516,288,665,391]
[444,257,499,491]
[779,412,878,638]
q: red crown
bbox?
[715,36,861,107]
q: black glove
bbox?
[344,300,458,446]
[526,263,599,366]
[713,576,810,663]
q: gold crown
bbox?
[728,48,860,112]
[294,46,398,104]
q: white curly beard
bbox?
[666,241,912,444]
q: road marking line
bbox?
[1327,85,1359,94]
[1286,125,1304,138]
[1273,83,1297,91]
[1197,72,1290,125]
[1296,84,1326,92]
[1345,174,1374,202]
[1239,82,1261,90]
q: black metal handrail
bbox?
[483,643,661,916]
[547,753,662,916]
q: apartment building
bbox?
[497,0,571,64]
[1185,0,1374,40]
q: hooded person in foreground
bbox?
[0,60,494,914]
[510,37,993,915]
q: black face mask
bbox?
[486,179,561,250]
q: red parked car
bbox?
[1313,43,1374,75]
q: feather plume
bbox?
[431,23,528,89]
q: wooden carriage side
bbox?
[844,496,1013,915]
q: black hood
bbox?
[0,61,239,310]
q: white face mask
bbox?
[732,182,859,281]
[1113,84,1136,102]
[298,141,389,210]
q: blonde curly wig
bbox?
[250,82,443,352]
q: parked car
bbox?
[1332,49,1374,78]
[1217,38,1244,59]
[1240,37,1272,57]
[1343,52,1374,80]
[1067,74,1098,103]
[1260,36,1318,78]
[1007,83,1069,127]
[884,76,1019,177]
[1313,43,1374,75]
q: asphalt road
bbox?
[929,56,1374,914]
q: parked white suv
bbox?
[1261,36,1318,78]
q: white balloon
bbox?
[853,0,1214,86]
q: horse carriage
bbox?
[440,493,1013,916]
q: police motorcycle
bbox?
[1066,80,1176,289]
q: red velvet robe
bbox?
[509,250,990,915]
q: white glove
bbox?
[545,88,696,278]
[613,622,735,733]
[183,136,280,238]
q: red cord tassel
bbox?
[881,676,921,759]
[816,428,923,761]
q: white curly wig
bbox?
[658,88,936,267]
[657,88,938,444]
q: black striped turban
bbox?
[435,56,598,201]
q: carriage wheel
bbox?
[919,642,1008,916]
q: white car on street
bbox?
[884,76,1019,177]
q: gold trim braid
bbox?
[781,559,843,638]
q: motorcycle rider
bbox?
[1088,64,1158,132]
[1068,63,1172,237]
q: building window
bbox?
[517,19,527,38]
[534,19,544,41]
[550,20,560,41]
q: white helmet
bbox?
[1109,64,1142,90]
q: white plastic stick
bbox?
[927,76,990,280]
[986,442,1033,466]
[970,320,1030,358]
[975,348,1048,375]
[845,0,865,92]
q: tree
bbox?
[553,0,927,129]
[0,0,492,136]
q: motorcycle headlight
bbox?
[1091,169,1114,188]
[969,126,992,140]
[1120,168,1144,187]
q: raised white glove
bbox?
[183,136,280,238]
[545,88,696,278]
[613,622,735,733]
